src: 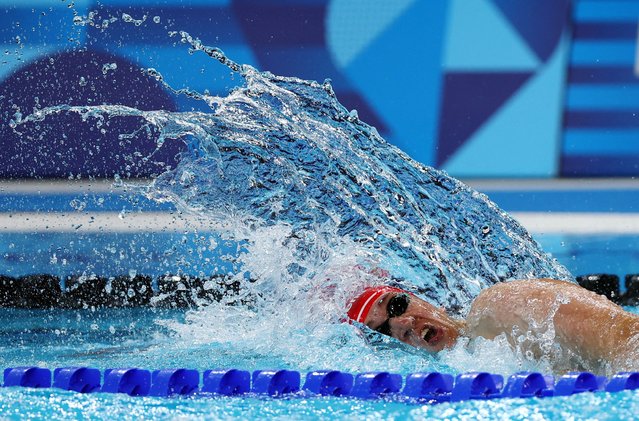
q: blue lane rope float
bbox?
[3,367,639,403]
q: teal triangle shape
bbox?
[442,35,569,177]
[444,0,540,70]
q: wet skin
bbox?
[466,278,639,370]
[363,279,639,371]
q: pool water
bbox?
[1,386,639,420]
[1,186,638,418]
[1,242,638,419]
[2,326,639,420]
[0,181,635,419]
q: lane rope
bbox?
[3,366,639,403]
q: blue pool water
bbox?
[1,385,639,420]
[2,209,639,419]
[0,386,637,420]
[2,306,639,420]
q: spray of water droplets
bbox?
[17,32,572,374]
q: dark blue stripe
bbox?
[484,189,639,213]
[560,155,639,177]
[568,66,639,83]
[0,194,174,212]
[572,22,638,40]
[564,111,639,128]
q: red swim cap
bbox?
[346,286,407,323]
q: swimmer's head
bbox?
[347,286,463,353]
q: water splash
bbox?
[16,33,572,373]
[23,45,570,307]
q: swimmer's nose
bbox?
[389,315,415,333]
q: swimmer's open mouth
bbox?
[422,325,441,345]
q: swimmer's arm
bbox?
[466,279,639,365]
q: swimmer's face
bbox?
[363,292,462,353]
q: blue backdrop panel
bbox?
[436,72,532,166]
[562,0,639,177]
[438,0,570,177]
[0,0,580,178]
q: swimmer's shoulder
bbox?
[472,278,571,306]
[488,278,624,311]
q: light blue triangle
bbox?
[444,0,539,70]
[442,35,569,177]
[327,0,416,68]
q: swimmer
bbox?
[347,279,639,372]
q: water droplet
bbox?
[70,198,86,211]
[153,16,161,24]
[102,62,117,75]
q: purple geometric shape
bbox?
[492,0,570,62]
[230,2,389,140]
[0,49,183,179]
[231,1,325,47]
[436,72,531,166]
